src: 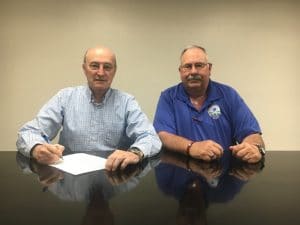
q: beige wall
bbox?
[1,0,299,150]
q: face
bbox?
[82,47,117,93]
[179,48,211,93]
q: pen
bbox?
[41,132,64,162]
[41,132,50,143]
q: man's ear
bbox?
[82,63,88,74]
[208,63,212,71]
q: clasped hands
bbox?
[31,144,141,171]
[188,140,262,163]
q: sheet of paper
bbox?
[50,153,107,175]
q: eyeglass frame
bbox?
[87,62,116,72]
[180,62,212,72]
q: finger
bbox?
[46,144,63,157]
[113,157,125,171]
[120,156,139,170]
[105,157,114,171]
[229,144,242,153]
[107,156,125,171]
[242,152,253,162]
[207,150,215,158]
[36,147,59,165]
[247,155,261,163]
[106,151,120,170]
[203,154,213,162]
[236,148,249,159]
[53,144,65,157]
[211,143,224,157]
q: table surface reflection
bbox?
[1,150,300,225]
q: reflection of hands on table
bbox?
[188,159,222,183]
[31,161,64,188]
[229,159,263,181]
[105,164,141,185]
[161,150,223,182]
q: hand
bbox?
[188,159,222,182]
[31,143,65,165]
[230,166,257,181]
[31,162,64,188]
[229,142,262,163]
[230,160,263,181]
[105,149,141,171]
[189,140,223,161]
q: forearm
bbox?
[16,120,47,157]
[158,131,193,156]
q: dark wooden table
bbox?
[0,150,299,225]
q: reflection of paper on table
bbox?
[50,153,107,175]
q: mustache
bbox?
[187,74,202,81]
[94,76,106,81]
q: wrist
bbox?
[128,147,144,161]
[186,141,195,156]
[30,144,41,158]
[254,144,266,157]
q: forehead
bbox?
[181,48,207,64]
[85,48,115,64]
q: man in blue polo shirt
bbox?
[153,45,265,163]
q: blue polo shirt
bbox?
[153,80,261,150]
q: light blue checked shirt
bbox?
[17,86,161,158]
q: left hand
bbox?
[105,149,141,171]
[229,142,262,163]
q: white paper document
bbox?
[50,153,107,175]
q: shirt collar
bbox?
[85,85,112,106]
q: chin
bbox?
[187,82,202,88]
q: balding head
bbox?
[83,46,117,67]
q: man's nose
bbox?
[96,65,105,75]
[190,65,198,74]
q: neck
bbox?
[186,88,206,99]
[91,89,108,103]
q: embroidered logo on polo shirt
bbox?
[208,104,221,119]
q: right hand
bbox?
[36,165,64,188]
[31,143,65,165]
[189,140,223,161]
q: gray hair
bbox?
[180,45,208,63]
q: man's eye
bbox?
[103,64,113,70]
[195,63,205,68]
[90,64,99,69]
[183,64,192,69]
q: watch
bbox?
[255,144,266,156]
[128,147,144,161]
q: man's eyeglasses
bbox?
[180,62,211,72]
[88,62,115,72]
